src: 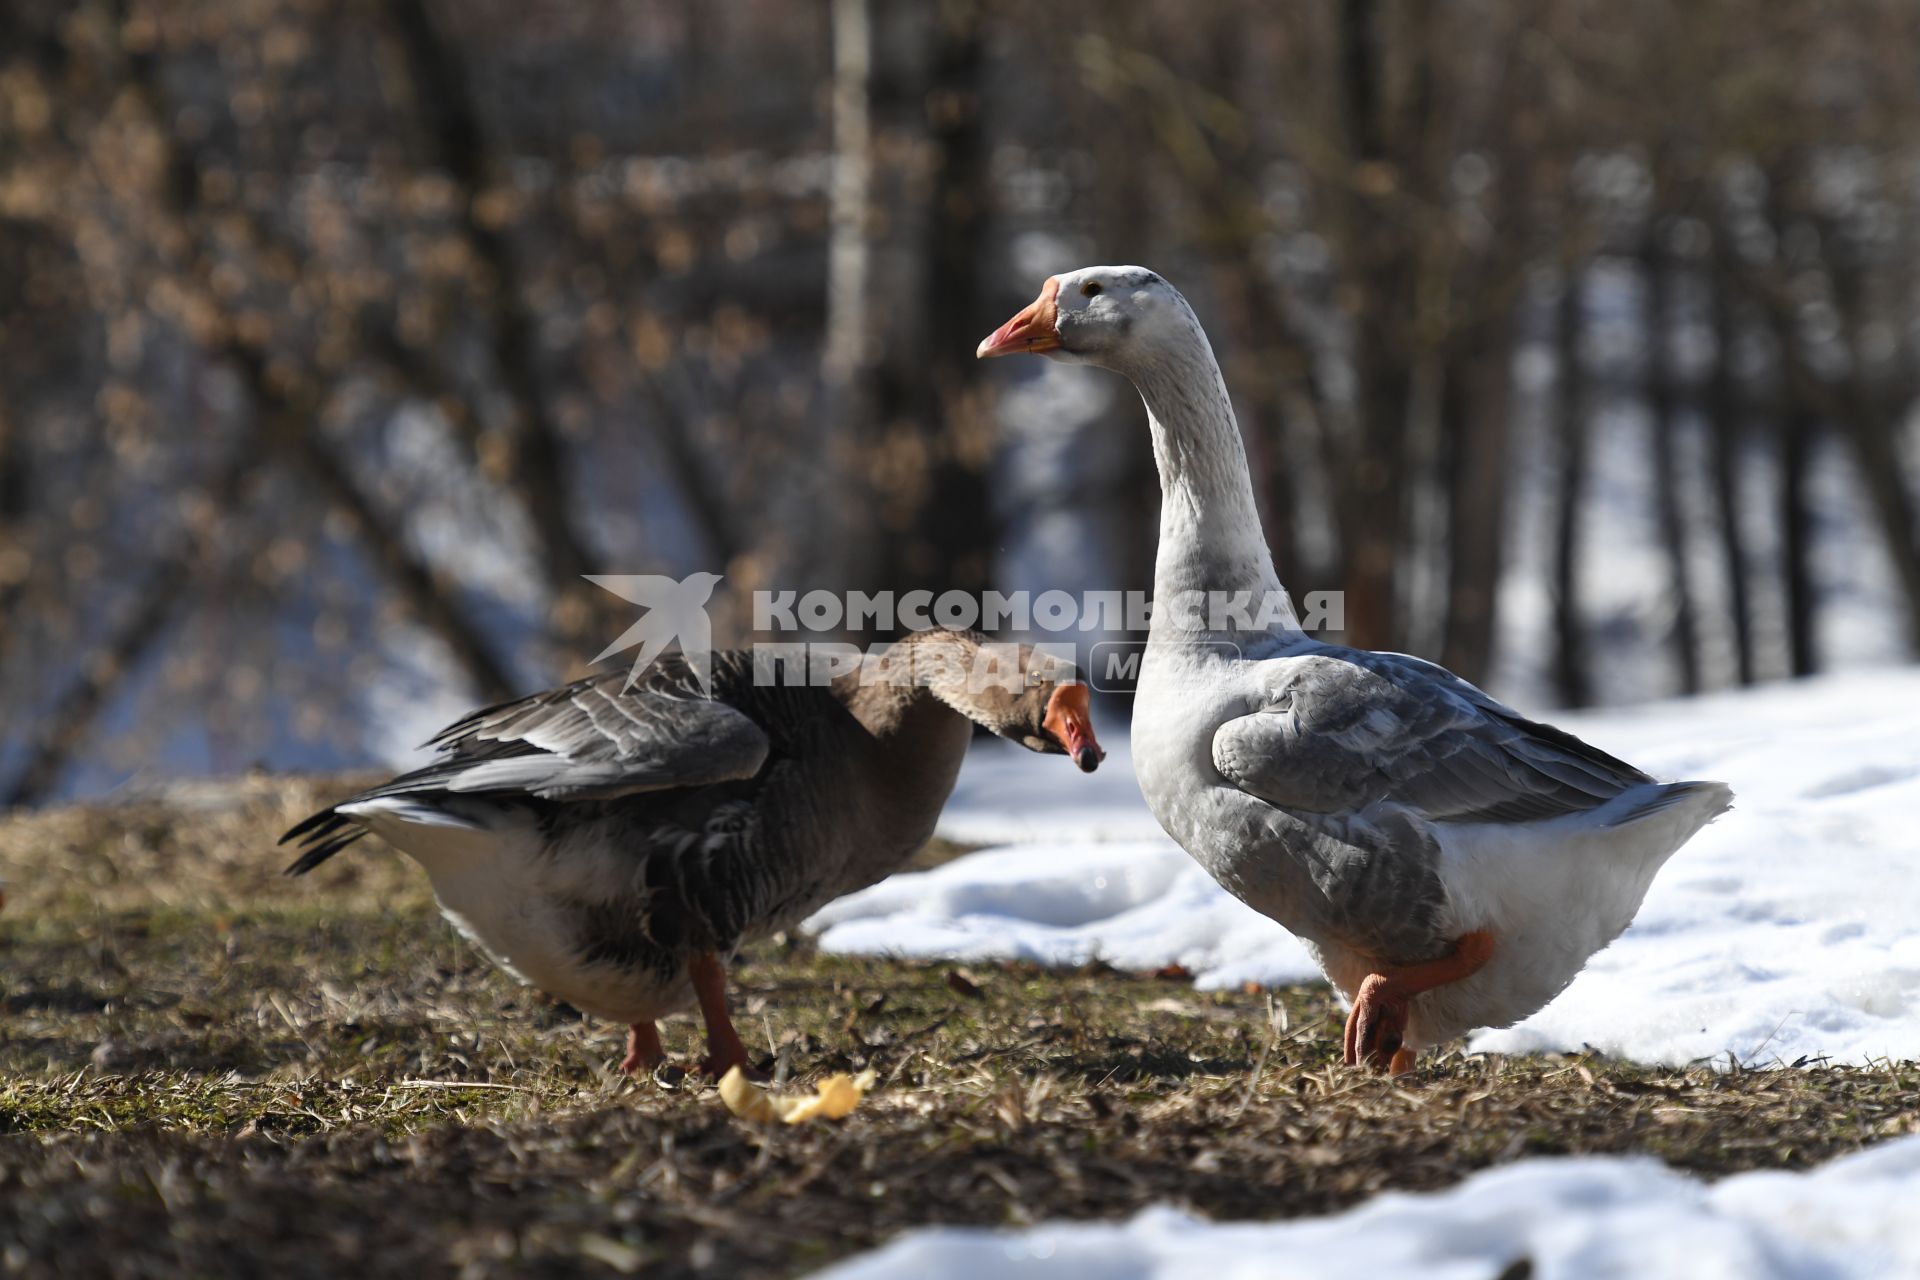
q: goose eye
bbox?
[1081,281,1103,298]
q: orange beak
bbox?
[1043,683,1104,773]
[976,277,1062,359]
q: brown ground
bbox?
[3,778,1916,1278]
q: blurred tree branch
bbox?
[2,443,259,808]
[103,0,520,701]
[1550,266,1590,708]
[1706,234,1756,686]
[1644,225,1703,695]
[384,0,615,646]
[1730,187,1920,658]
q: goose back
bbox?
[282,640,1029,1024]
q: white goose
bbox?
[979,267,1731,1073]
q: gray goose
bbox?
[981,267,1730,1073]
[282,628,1102,1078]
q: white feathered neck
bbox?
[1122,308,1296,634]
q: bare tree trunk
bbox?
[1332,0,1411,650]
[1762,265,1920,658]
[1707,258,1755,685]
[1757,296,1835,679]
[1195,15,1300,590]
[824,0,874,401]
[811,0,879,603]
[280,412,519,703]
[1338,0,1385,161]
[819,0,993,607]
[1833,398,1920,654]
[390,0,748,621]
[908,0,993,596]
[1753,172,1920,659]
[1738,175,1823,678]
[1825,256,1920,656]
[217,344,521,701]
[1438,333,1513,684]
[385,0,608,650]
[1436,137,1529,681]
[1074,17,1161,693]
[1644,233,1701,695]
[105,1,519,704]
[1551,269,1590,708]
[1088,23,1159,604]
[1778,396,1819,679]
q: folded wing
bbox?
[419,658,769,801]
[281,656,770,872]
[1212,650,1652,828]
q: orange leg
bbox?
[1343,930,1495,1075]
[618,1021,664,1075]
[688,950,757,1080]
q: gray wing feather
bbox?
[283,654,778,873]
[1213,650,1651,827]
[420,665,770,801]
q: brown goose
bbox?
[281,629,1102,1078]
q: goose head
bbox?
[976,265,1193,371]
[922,642,1105,773]
[1028,676,1105,774]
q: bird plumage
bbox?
[983,265,1731,1061]
[282,633,1100,1070]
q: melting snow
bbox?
[817,1133,1920,1280]
[810,668,1920,1069]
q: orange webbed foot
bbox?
[1343,972,1408,1071]
[1341,929,1495,1075]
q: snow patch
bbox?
[816,1133,1920,1280]
[811,668,1920,1068]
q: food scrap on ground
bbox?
[718,1065,880,1125]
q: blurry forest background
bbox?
[4,0,1920,805]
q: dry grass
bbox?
[3,778,1917,1278]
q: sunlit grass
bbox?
[3,779,1914,1277]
